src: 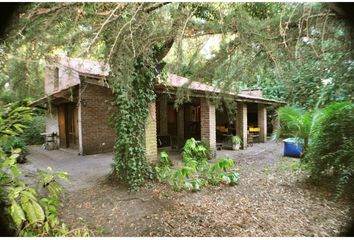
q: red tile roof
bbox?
[159,74,285,104]
[46,57,285,104]
[164,74,223,94]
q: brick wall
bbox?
[200,98,216,156]
[145,102,158,163]
[80,83,116,155]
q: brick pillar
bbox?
[177,104,185,147]
[200,98,216,156]
[236,102,248,149]
[159,94,168,136]
[258,103,267,143]
[145,102,158,164]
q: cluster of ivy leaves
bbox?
[110,57,156,191]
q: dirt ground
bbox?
[55,141,352,237]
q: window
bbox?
[54,67,59,89]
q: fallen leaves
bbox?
[59,141,351,236]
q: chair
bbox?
[249,127,260,143]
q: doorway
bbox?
[58,103,78,149]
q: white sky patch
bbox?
[4,82,10,90]
[321,78,332,85]
[302,36,310,44]
[200,35,221,59]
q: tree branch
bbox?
[143,2,171,13]
[84,4,121,54]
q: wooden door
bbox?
[58,105,67,148]
[67,103,77,147]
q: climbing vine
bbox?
[110,56,156,191]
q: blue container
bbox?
[283,138,303,158]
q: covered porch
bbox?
[152,91,281,160]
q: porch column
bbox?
[145,102,158,163]
[236,102,247,149]
[258,103,267,143]
[177,105,185,147]
[159,94,168,136]
[200,98,216,156]
[273,107,281,131]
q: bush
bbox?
[0,136,27,163]
[21,115,45,145]
[306,101,354,198]
[155,138,239,191]
[273,106,313,155]
[1,136,26,153]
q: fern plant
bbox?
[305,101,354,198]
[273,106,314,156]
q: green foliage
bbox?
[1,136,26,154]
[164,3,353,111]
[6,166,69,236]
[21,115,45,145]
[273,106,314,154]
[207,158,240,186]
[278,158,310,173]
[243,2,284,20]
[1,2,351,193]
[0,104,33,137]
[0,103,90,236]
[155,138,239,191]
[232,135,241,145]
[111,57,156,191]
[159,151,173,167]
[182,138,209,167]
[305,101,354,198]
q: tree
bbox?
[1,2,352,189]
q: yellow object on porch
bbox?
[249,127,260,132]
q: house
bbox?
[31,56,285,162]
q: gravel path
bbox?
[57,141,352,236]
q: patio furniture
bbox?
[216,143,223,150]
[41,132,58,150]
[249,127,260,143]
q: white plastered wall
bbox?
[45,105,59,136]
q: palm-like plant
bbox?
[272,106,314,155]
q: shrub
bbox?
[273,106,313,155]
[0,136,27,163]
[155,138,239,192]
[158,151,173,167]
[305,101,354,198]
[0,103,91,236]
[21,115,45,145]
[182,138,209,163]
[1,136,26,153]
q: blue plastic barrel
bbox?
[283,138,303,158]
